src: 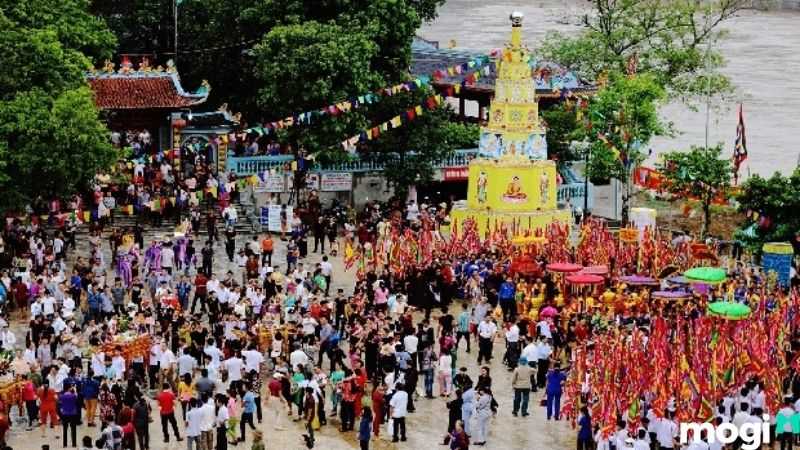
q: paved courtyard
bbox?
[5,226,575,450]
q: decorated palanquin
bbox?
[450,12,571,235]
[100,334,152,364]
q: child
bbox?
[358,406,372,450]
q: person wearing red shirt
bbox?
[37,381,58,435]
[192,272,208,314]
[21,375,37,430]
[156,384,183,443]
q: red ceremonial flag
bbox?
[732,103,748,184]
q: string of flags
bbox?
[340,94,445,153]
[245,55,492,136]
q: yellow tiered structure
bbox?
[450,12,571,235]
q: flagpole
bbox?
[704,42,712,150]
[174,0,178,65]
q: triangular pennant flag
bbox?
[447,67,455,76]
[468,61,475,68]
[415,105,423,115]
[454,85,461,94]
[455,65,463,74]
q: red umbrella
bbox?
[546,262,583,273]
[566,274,605,285]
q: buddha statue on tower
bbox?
[450,12,571,235]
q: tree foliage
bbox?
[659,144,731,237]
[578,72,668,222]
[0,0,117,209]
[542,103,581,163]
[735,169,800,252]
[253,22,381,153]
[539,0,753,104]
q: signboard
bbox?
[261,204,293,232]
[254,172,285,193]
[443,167,469,181]
[320,173,353,191]
[286,172,320,191]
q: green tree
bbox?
[539,0,754,104]
[365,89,457,199]
[0,0,117,209]
[253,22,381,153]
[579,72,668,223]
[735,169,800,253]
[542,103,581,163]
[659,144,731,238]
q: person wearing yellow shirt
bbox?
[178,373,196,421]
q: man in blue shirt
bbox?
[498,277,516,322]
[238,384,257,443]
[545,366,567,421]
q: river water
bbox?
[420,1,800,177]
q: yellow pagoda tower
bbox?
[450,12,571,234]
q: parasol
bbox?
[539,305,559,318]
[651,290,692,300]
[566,273,605,285]
[510,254,543,277]
[617,275,659,286]
[666,276,689,285]
[707,301,751,320]
[580,265,608,275]
[684,267,727,284]
[547,262,583,273]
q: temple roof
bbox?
[86,59,209,110]
[411,39,595,97]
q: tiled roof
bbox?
[86,72,209,110]
[411,43,595,94]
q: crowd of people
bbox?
[1,152,799,450]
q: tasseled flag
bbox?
[415,105,423,115]
[391,116,402,128]
[447,67,455,76]
[426,97,437,109]
[454,85,461,94]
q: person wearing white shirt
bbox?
[301,315,318,337]
[536,319,552,339]
[655,413,678,449]
[732,403,753,430]
[289,345,309,371]
[199,397,215,449]
[437,353,453,396]
[389,385,409,442]
[521,340,537,363]
[0,328,16,351]
[61,296,75,317]
[477,317,497,364]
[241,346,264,374]
[161,247,175,274]
[91,351,106,378]
[402,334,419,361]
[223,354,244,388]
[42,296,56,317]
[633,429,650,450]
[185,402,204,449]
[204,341,224,368]
[214,396,229,447]
[111,354,126,381]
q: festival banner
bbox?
[254,171,286,193]
[320,173,353,192]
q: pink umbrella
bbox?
[540,305,559,318]
[566,274,605,285]
[547,262,583,273]
[580,265,608,275]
